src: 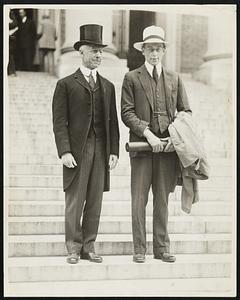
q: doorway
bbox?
[127,10,156,71]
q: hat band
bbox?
[143,35,165,42]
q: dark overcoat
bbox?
[17,18,36,49]
[52,68,120,191]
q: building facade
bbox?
[11,6,235,91]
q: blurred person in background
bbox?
[17,9,36,71]
[37,10,57,75]
[8,9,18,76]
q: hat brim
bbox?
[133,38,168,51]
[74,40,108,51]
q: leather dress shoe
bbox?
[133,254,146,263]
[81,252,103,263]
[154,252,176,263]
[66,253,79,264]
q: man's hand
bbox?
[109,154,118,170]
[143,128,165,153]
[61,153,77,168]
[162,137,175,152]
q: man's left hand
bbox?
[109,154,118,170]
[162,137,175,152]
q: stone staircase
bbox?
[5,65,235,296]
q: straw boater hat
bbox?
[74,24,107,51]
[133,25,168,51]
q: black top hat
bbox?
[73,24,107,51]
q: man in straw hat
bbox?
[121,25,191,263]
[52,24,119,264]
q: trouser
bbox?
[8,38,16,75]
[39,48,55,75]
[8,53,16,75]
[65,129,106,254]
[19,47,34,71]
[130,151,177,256]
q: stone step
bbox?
[9,120,231,132]
[8,127,229,141]
[8,100,228,112]
[7,186,233,202]
[8,149,231,164]
[8,108,53,115]
[8,112,53,118]
[8,174,233,190]
[7,254,232,283]
[8,215,232,235]
[8,148,231,162]
[9,115,230,124]
[8,145,230,160]
[8,200,232,217]
[8,156,232,165]
[9,128,230,142]
[7,141,229,157]
[8,149,230,162]
[8,162,233,176]
[8,154,232,169]
[9,105,229,116]
[8,233,232,257]
[5,277,234,297]
[8,147,129,160]
[9,129,230,143]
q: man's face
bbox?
[79,44,103,69]
[19,9,26,18]
[142,43,165,66]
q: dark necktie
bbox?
[152,66,158,84]
[88,71,95,89]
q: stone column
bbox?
[193,8,235,92]
[164,13,178,71]
[63,8,113,49]
[58,8,118,78]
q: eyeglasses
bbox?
[88,48,103,54]
[143,46,165,52]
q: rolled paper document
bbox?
[125,142,151,152]
[125,140,168,152]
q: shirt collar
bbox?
[145,61,162,77]
[80,64,97,79]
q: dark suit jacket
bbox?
[17,18,36,49]
[52,68,120,191]
[121,64,191,158]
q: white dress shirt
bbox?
[80,64,97,83]
[145,61,162,78]
[22,16,27,23]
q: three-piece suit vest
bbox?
[149,71,170,138]
[88,76,105,138]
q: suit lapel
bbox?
[98,73,109,120]
[74,68,109,118]
[162,67,174,121]
[74,68,91,91]
[138,65,154,110]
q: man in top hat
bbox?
[52,24,119,264]
[121,25,191,263]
